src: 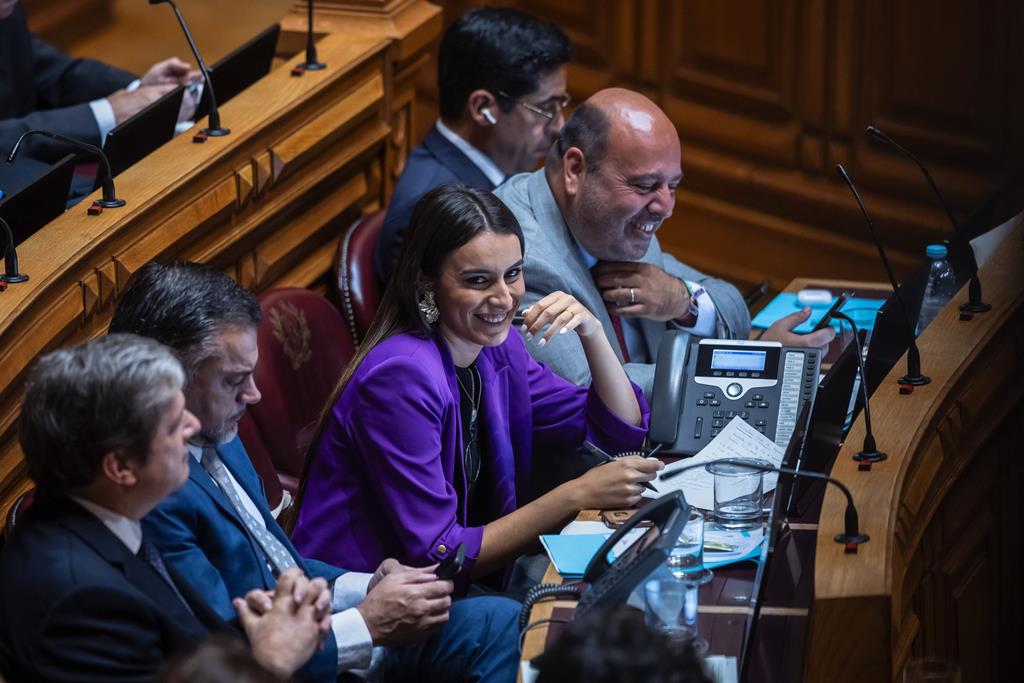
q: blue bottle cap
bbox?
[926,244,947,259]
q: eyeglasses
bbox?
[498,91,571,121]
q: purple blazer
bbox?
[291,330,649,583]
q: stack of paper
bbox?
[648,417,786,510]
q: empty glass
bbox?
[644,578,698,641]
[707,458,769,529]
[666,509,713,584]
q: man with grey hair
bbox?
[496,88,834,395]
[109,261,519,683]
[0,334,331,682]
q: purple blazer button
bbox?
[437,544,447,555]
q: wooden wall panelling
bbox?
[434,1,1021,293]
[0,34,395,519]
[807,223,1024,682]
[22,0,115,49]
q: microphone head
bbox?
[835,163,851,184]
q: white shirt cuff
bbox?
[675,280,718,338]
[330,607,374,671]
[89,98,117,145]
[332,571,372,612]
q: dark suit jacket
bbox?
[0,495,229,683]
[375,124,497,282]
[0,4,135,175]
[142,437,343,683]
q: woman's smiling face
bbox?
[432,230,525,366]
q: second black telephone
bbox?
[649,332,821,455]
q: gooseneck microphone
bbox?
[7,130,125,208]
[149,0,229,137]
[658,458,870,550]
[0,217,28,284]
[836,163,930,388]
[867,125,991,315]
[832,312,885,464]
[299,0,326,71]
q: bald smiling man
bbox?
[496,88,834,395]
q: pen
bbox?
[583,441,659,492]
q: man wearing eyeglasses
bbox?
[374,6,572,283]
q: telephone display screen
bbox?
[710,349,767,372]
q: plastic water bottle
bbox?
[916,244,957,335]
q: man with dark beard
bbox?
[495,88,834,395]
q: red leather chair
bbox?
[3,489,34,538]
[238,289,355,497]
[335,209,385,344]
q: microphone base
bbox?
[300,61,327,71]
[96,198,126,208]
[959,301,992,313]
[202,127,231,137]
[897,372,931,386]
[1,273,28,284]
[853,449,887,463]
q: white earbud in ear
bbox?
[481,108,497,125]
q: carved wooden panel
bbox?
[430,1,1023,291]
[0,34,397,518]
[22,0,114,49]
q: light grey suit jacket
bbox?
[495,169,751,395]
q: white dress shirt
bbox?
[434,119,506,187]
[71,496,143,553]
[89,78,141,146]
[188,444,377,672]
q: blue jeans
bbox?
[372,595,520,683]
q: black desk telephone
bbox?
[650,332,822,455]
[518,491,689,630]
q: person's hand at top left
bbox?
[140,57,200,87]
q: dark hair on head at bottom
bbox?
[534,605,713,683]
[155,636,282,683]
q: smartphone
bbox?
[811,291,853,332]
[435,543,466,580]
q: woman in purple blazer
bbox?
[292,186,662,586]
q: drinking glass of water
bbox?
[666,509,713,585]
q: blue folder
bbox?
[751,293,885,333]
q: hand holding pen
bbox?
[583,440,660,492]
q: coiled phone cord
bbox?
[518,582,586,631]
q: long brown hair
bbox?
[290,185,524,524]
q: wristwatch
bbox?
[676,281,703,327]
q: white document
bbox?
[971,209,1021,268]
[649,417,786,510]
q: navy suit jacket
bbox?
[142,436,343,683]
[0,4,134,184]
[375,125,497,282]
[0,495,229,683]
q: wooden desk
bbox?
[0,10,443,519]
[521,232,1024,682]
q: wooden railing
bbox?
[0,0,443,520]
[808,220,1024,682]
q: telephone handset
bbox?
[650,331,821,455]
[518,491,690,629]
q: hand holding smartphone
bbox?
[811,291,854,332]
[434,543,467,580]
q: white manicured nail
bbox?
[559,327,568,334]
[538,338,547,348]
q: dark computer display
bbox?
[0,155,75,245]
[193,24,281,122]
[103,86,185,178]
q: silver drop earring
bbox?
[418,289,439,324]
